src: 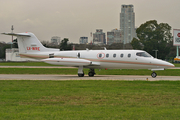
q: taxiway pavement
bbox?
[0,66,179,81]
[0,74,180,81]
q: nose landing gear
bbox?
[151,72,157,78]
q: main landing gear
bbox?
[151,72,157,78]
[78,73,84,77]
[77,66,95,77]
[78,66,84,77]
[88,69,96,77]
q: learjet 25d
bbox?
[2,32,174,78]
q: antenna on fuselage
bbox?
[100,47,107,50]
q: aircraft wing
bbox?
[42,58,100,66]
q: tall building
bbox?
[51,36,61,45]
[107,29,123,45]
[120,4,136,44]
[93,29,106,45]
[79,37,88,44]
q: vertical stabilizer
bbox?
[2,32,59,53]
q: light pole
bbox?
[153,50,158,58]
[11,25,14,49]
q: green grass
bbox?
[0,68,180,76]
[174,63,180,67]
[0,80,180,119]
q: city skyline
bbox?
[0,0,180,43]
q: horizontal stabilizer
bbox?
[2,33,31,37]
[42,58,92,66]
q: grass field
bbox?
[175,63,180,67]
[0,62,180,119]
[0,80,180,119]
[0,68,180,76]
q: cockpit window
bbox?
[136,52,152,57]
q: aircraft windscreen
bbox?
[136,52,152,57]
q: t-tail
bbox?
[2,32,59,59]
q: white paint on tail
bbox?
[2,32,59,53]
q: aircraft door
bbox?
[77,52,80,58]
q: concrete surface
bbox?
[0,74,180,81]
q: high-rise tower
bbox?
[93,29,106,45]
[120,5,136,44]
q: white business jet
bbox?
[2,32,174,78]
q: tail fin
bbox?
[2,32,59,53]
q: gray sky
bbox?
[1,0,180,43]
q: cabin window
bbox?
[128,54,131,58]
[113,54,116,58]
[106,54,109,58]
[120,54,123,58]
[99,54,102,58]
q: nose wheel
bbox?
[151,72,157,78]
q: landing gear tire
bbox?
[88,69,95,77]
[151,72,157,78]
[78,66,84,77]
[78,73,84,77]
[88,72,95,77]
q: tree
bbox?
[41,41,49,47]
[59,38,72,50]
[132,20,172,59]
[12,39,18,48]
[0,43,11,59]
[131,38,142,50]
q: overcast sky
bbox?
[1,0,180,43]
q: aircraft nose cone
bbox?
[164,61,174,68]
[169,62,175,67]
[154,59,175,69]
